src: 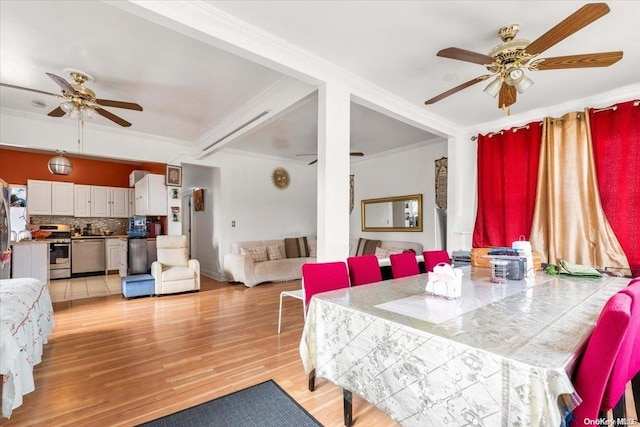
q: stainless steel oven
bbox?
[37,224,71,279]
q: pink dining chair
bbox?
[301,261,350,393]
[347,255,382,286]
[423,250,451,272]
[390,252,420,278]
[570,292,633,426]
[601,280,640,418]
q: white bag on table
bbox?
[426,263,463,299]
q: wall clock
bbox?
[272,167,290,190]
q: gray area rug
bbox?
[138,380,323,427]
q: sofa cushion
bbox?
[374,246,404,259]
[241,246,268,262]
[284,237,310,258]
[355,238,381,256]
[267,245,283,261]
[162,265,196,281]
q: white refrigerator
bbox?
[0,178,11,279]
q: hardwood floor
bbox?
[3,276,637,426]
[3,276,397,427]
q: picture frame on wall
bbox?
[166,165,182,187]
[194,188,204,211]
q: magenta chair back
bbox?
[571,292,632,425]
[301,261,350,308]
[602,280,640,412]
[347,255,382,286]
[390,252,420,279]
[423,250,451,272]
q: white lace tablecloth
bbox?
[300,267,629,426]
[0,278,55,418]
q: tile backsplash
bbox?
[30,216,129,235]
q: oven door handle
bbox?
[51,243,69,247]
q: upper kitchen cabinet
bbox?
[91,186,129,218]
[75,185,129,218]
[27,180,74,216]
[134,174,167,216]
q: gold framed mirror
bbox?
[361,194,422,232]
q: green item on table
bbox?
[558,260,602,278]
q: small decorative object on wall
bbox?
[194,188,204,211]
[435,156,448,210]
[271,167,290,190]
[350,174,354,214]
[166,165,182,187]
[171,188,179,199]
[171,206,180,222]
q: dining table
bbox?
[299,265,631,426]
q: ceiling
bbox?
[1,1,638,163]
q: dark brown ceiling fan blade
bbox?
[96,107,132,127]
[308,159,318,166]
[424,75,491,104]
[524,3,610,56]
[96,99,143,111]
[297,152,364,157]
[0,82,60,97]
[46,72,76,94]
[47,106,66,117]
[437,47,495,65]
[530,51,623,70]
[498,84,517,109]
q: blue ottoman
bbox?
[122,274,155,299]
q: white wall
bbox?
[350,140,448,251]
[190,151,318,279]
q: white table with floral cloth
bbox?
[299,266,630,427]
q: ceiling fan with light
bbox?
[0,68,142,127]
[424,3,623,111]
[296,152,364,165]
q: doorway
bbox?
[182,193,193,258]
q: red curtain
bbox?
[472,122,542,248]
[589,100,640,275]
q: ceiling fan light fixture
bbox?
[48,151,73,176]
[85,106,98,119]
[60,101,74,114]
[514,75,534,94]
[483,77,503,98]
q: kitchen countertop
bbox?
[71,235,128,239]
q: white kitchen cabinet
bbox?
[91,186,111,217]
[135,174,167,216]
[75,186,130,218]
[111,187,129,218]
[128,188,135,217]
[74,185,92,217]
[11,241,49,284]
[118,238,128,277]
[27,180,73,215]
[51,182,74,215]
[106,238,121,272]
[27,180,52,215]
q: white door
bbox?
[51,182,74,216]
[27,180,52,215]
[74,185,92,217]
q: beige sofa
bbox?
[224,239,317,287]
[223,237,423,287]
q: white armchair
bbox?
[151,235,200,295]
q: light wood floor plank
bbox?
[2,277,398,427]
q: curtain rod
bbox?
[593,99,640,113]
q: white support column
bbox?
[317,82,350,262]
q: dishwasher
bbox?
[72,238,106,274]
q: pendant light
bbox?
[48,150,73,175]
